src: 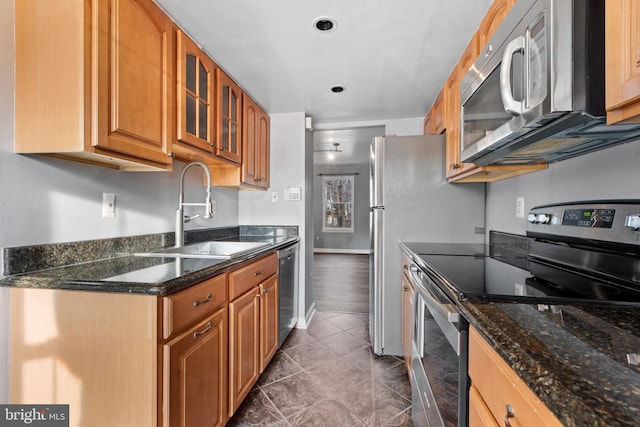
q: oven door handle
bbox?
[410,268,460,324]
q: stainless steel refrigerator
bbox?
[369,135,485,356]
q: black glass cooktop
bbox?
[411,244,640,306]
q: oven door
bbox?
[410,265,469,427]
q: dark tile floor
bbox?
[228,310,413,426]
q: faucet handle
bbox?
[184,214,200,223]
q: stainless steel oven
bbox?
[408,263,469,427]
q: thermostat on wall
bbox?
[284,187,301,201]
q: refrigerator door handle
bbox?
[370,205,385,211]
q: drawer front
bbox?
[469,327,563,427]
[162,274,227,339]
[229,253,277,301]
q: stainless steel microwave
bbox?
[460,0,640,166]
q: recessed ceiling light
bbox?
[331,85,345,93]
[314,17,337,32]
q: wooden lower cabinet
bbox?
[469,327,563,427]
[164,308,228,427]
[229,285,261,414]
[260,275,279,372]
[401,272,413,375]
[228,271,279,415]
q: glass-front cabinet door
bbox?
[217,70,242,164]
[176,30,216,153]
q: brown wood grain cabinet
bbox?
[217,70,243,164]
[477,0,516,49]
[209,94,271,189]
[174,30,219,161]
[164,309,228,427]
[605,0,640,124]
[15,0,174,171]
[242,94,271,189]
[259,274,279,372]
[424,88,445,135]
[160,274,229,427]
[469,327,563,427]
[401,262,414,375]
[228,253,279,415]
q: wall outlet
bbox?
[271,191,279,203]
[516,196,525,219]
[102,193,116,218]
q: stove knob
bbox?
[527,213,538,223]
[625,214,640,230]
[536,213,551,224]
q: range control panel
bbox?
[526,201,640,246]
[561,208,615,228]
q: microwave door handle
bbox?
[500,35,525,116]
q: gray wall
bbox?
[485,139,640,236]
[313,162,371,252]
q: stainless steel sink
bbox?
[134,240,270,260]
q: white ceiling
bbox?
[155,0,493,126]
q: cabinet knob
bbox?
[263,288,269,294]
[256,293,262,298]
[168,151,176,158]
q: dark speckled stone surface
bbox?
[403,235,640,427]
[0,226,299,295]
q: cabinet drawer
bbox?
[469,327,563,427]
[229,253,277,300]
[162,274,227,339]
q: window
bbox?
[322,175,354,232]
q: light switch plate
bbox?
[516,196,525,218]
[102,193,116,218]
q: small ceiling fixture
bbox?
[314,142,343,153]
[331,85,345,93]
[314,17,337,33]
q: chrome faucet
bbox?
[175,161,214,247]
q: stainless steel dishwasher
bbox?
[277,242,299,347]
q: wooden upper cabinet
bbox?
[242,94,270,189]
[175,30,217,157]
[15,0,174,171]
[478,0,515,48]
[606,0,640,124]
[424,88,445,135]
[217,70,243,164]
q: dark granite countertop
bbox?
[401,239,640,427]
[0,227,299,296]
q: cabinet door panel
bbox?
[176,30,216,153]
[166,309,228,427]
[229,287,260,415]
[217,71,242,163]
[96,0,172,165]
[606,0,640,123]
[260,275,279,372]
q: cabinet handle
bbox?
[193,321,212,338]
[256,293,262,298]
[404,286,409,292]
[263,288,269,294]
[193,293,213,307]
[504,404,515,427]
[254,269,265,276]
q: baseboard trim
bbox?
[296,302,316,329]
[314,248,372,254]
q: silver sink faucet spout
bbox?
[175,161,214,247]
